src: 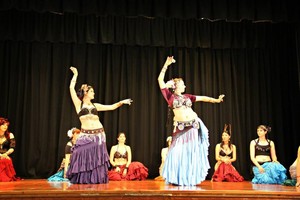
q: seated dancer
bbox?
[48,128,80,182]
[0,117,20,182]
[155,136,172,181]
[211,124,243,182]
[108,132,148,181]
[250,125,287,184]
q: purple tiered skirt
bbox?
[67,132,110,184]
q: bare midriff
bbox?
[173,107,198,122]
[79,115,103,130]
[256,155,271,163]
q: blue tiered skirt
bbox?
[48,169,69,182]
[252,162,287,184]
[162,118,210,186]
[66,132,110,184]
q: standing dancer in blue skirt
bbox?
[67,66,132,184]
[158,56,225,186]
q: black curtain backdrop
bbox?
[1,0,299,22]
[0,1,299,180]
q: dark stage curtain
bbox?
[1,0,299,22]
[0,1,299,180]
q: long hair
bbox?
[0,117,11,140]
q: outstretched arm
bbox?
[69,67,81,113]
[94,99,133,111]
[158,56,175,89]
[196,94,225,103]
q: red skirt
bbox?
[108,161,148,181]
[0,158,20,182]
[212,162,244,182]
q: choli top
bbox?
[160,88,196,109]
[78,103,98,117]
[114,146,128,160]
[255,139,271,156]
[0,133,16,154]
[219,148,233,158]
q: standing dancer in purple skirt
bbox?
[67,67,133,184]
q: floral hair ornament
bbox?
[166,80,176,90]
[67,127,76,138]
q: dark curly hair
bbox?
[76,84,93,100]
[0,117,11,139]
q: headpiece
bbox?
[223,124,232,136]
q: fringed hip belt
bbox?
[173,119,200,131]
[81,128,105,134]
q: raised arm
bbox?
[69,67,81,113]
[158,56,174,89]
[94,99,133,111]
[196,94,225,103]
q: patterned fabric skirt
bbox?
[66,132,110,184]
[108,162,148,181]
[162,118,210,186]
[212,162,244,182]
[0,158,19,182]
[252,162,287,184]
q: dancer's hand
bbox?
[164,56,175,67]
[70,66,78,76]
[120,99,133,105]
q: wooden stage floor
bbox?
[0,179,299,200]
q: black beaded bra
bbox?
[78,103,98,117]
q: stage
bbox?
[0,179,299,200]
